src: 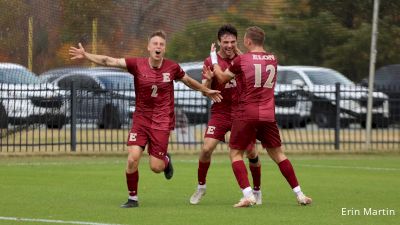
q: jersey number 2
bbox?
[151,85,158,97]
[253,64,276,88]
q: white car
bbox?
[277,66,389,128]
[0,63,67,128]
[177,61,312,127]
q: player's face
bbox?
[147,36,166,61]
[218,34,237,58]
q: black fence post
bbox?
[334,82,341,150]
[70,82,77,152]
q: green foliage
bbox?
[168,21,221,62]
[270,0,400,81]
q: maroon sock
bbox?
[126,171,139,196]
[249,164,261,191]
[278,159,299,189]
[232,160,250,189]
[198,161,211,185]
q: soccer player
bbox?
[209,26,312,207]
[69,30,222,208]
[189,24,262,205]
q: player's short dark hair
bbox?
[245,26,265,46]
[217,24,238,41]
[148,30,167,42]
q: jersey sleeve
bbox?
[173,63,186,80]
[227,56,242,76]
[125,58,137,76]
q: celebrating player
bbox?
[209,26,312,207]
[190,24,262,205]
[69,30,222,208]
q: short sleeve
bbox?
[228,56,242,76]
[173,63,186,80]
[125,58,137,76]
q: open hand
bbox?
[69,43,86,60]
[203,89,222,103]
[202,65,214,81]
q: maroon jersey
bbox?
[227,52,278,121]
[203,54,238,117]
[125,58,185,130]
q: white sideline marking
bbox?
[3,159,399,171]
[0,216,123,225]
[298,164,400,171]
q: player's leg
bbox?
[121,126,147,208]
[246,147,262,205]
[147,129,174,179]
[258,121,312,205]
[266,147,312,205]
[229,120,257,207]
[190,137,219,204]
[190,118,230,204]
[230,149,256,207]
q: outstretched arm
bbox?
[179,74,222,103]
[69,43,127,68]
[209,43,234,84]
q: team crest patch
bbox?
[163,73,171,82]
[206,126,216,135]
[129,133,137,142]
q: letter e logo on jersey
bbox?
[206,126,216,135]
[163,73,171,82]
[129,133,137,142]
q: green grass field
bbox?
[0,154,399,225]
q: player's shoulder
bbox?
[203,56,212,65]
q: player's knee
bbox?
[267,147,286,163]
[127,156,139,170]
[248,155,259,164]
[150,164,164,173]
[201,146,214,159]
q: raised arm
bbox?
[179,74,222,103]
[209,43,234,84]
[69,43,127,68]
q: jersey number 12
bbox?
[253,64,276,88]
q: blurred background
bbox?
[0,0,399,153]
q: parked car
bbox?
[49,70,134,129]
[274,83,312,128]
[177,62,209,124]
[277,66,389,128]
[360,64,400,124]
[177,61,313,127]
[0,63,67,128]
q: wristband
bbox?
[210,51,218,65]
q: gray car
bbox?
[50,70,134,129]
[0,63,67,129]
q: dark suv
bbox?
[361,64,400,124]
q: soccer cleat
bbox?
[120,199,139,208]
[297,193,312,206]
[164,153,174,180]
[253,190,262,205]
[189,188,206,205]
[233,194,256,208]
